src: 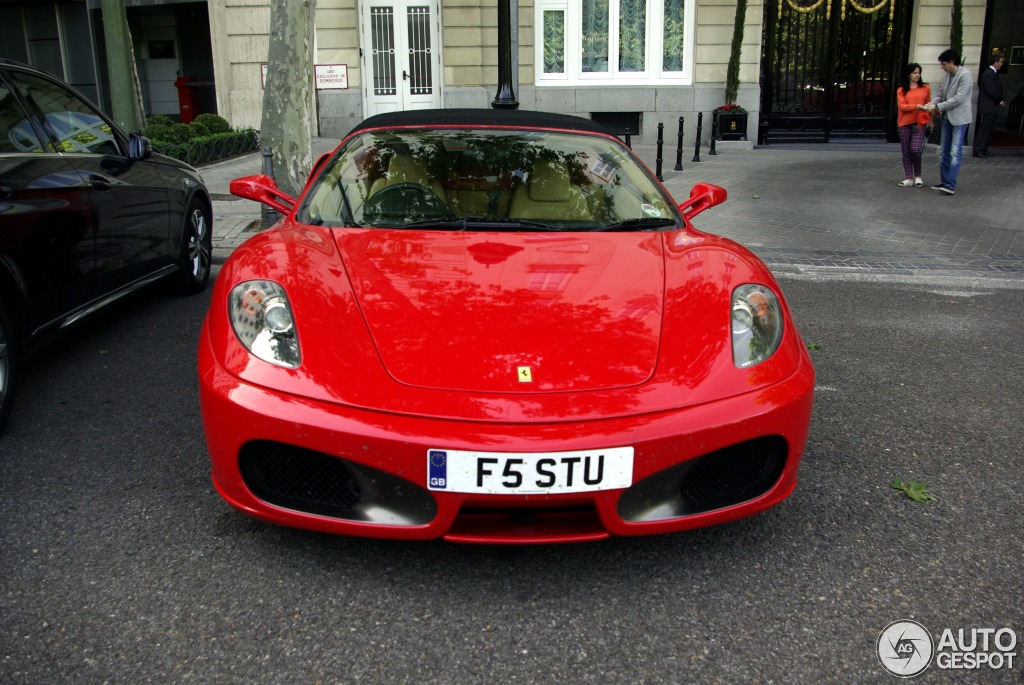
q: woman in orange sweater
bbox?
[896,63,932,187]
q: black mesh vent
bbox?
[678,437,787,513]
[617,436,789,522]
[239,441,362,517]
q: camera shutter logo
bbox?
[878,620,934,678]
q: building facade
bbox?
[1,0,1021,145]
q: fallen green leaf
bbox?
[891,479,936,503]
[807,342,822,350]
[752,194,760,199]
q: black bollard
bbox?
[692,112,703,163]
[709,116,718,156]
[655,123,664,181]
[674,116,684,171]
[262,145,278,228]
[624,127,632,149]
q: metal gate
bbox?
[760,0,910,143]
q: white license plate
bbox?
[426,447,634,494]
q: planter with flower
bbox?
[714,104,748,141]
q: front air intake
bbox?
[238,441,437,525]
[617,436,788,522]
[240,441,362,517]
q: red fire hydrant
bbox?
[174,76,199,123]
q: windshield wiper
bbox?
[402,216,562,231]
[592,217,679,232]
[401,216,471,229]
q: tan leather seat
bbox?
[368,154,448,203]
[508,159,592,222]
[449,176,513,218]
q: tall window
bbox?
[581,0,609,73]
[663,0,685,72]
[617,0,645,73]
[543,10,566,74]
[537,0,693,83]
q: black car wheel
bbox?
[0,301,17,432]
[173,198,212,294]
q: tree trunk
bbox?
[100,0,146,133]
[261,0,317,198]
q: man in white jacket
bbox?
[923,50,973,195]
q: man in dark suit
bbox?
[973,52,1006,158]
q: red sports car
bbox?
[200,109,814,543]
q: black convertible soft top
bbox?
[348,108,616,138]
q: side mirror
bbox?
[128,134,152,161]
[677,183,727,220]
[230,174,297,215]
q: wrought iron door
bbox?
[761,0,909,142]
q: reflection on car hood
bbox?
[335,230,665,393]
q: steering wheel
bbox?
[363,182,451,224]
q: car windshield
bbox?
[299,128,680,231]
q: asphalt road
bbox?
[1,269,1022,684]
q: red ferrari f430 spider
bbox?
[199,109,814,544]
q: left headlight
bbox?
[229,280,301,369]
[731,284,784,368]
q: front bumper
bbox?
[200,331,815,544]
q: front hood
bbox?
[335,230,666,393]
[151,151,200,176]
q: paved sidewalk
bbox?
[202,138,1024,279]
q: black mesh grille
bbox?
[617,436,789,522]
[239,441,362,517]
[678,437,787,513]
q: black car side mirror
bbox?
[128,133,153,161]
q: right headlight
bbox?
[229,280,301,369]
[731,284,784,368]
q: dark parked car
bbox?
[0,59,213,430]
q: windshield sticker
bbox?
[641,204,661,217]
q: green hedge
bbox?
[144,114,260,165]
[150,129,262,166]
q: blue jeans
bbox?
[939,118,967,190]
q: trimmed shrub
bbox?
[188,119,212,137]
[144,123,173,142]
[193,113,232,135]
[146,114,175,128]
[166,123,201,144]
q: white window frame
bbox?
[535,0,695,86]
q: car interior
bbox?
[302,130,677,230]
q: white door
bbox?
[360,0,443,115]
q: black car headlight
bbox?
[731,284,783,368]
[229,280,301,368]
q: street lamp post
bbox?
[492,0,519,109]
